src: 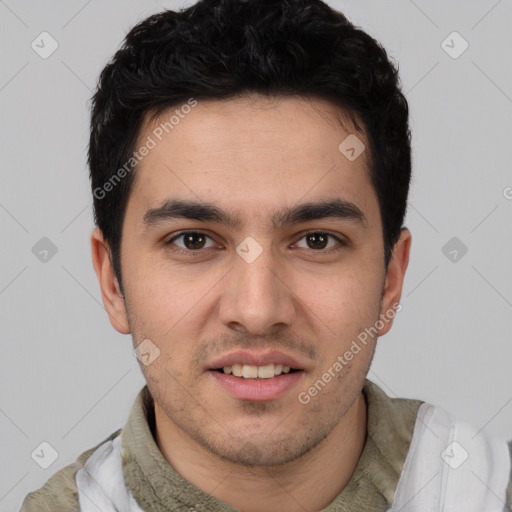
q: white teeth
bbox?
[232,364,243,377]
[221,363,295,378]
[257,364,275,379]
[242,365,258,378]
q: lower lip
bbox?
[209,370,304,401]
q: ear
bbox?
[378,228,411,336]
[90,228,131,334]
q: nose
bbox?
[218,245,297,335]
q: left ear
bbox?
[378,228,411,336]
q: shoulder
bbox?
[20,428,122,512]
[393,402,512,510]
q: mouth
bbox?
[207,351,306,401]
[212,364,301,379]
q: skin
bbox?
[91,94,411,512]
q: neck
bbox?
[155,392,368,512]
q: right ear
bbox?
[90,228,131,334]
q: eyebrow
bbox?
[142,198,367,231]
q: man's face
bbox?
[99,95,405,466]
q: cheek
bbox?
[123,257,221,363]
[296,265,383,330]
[123,255,200,321]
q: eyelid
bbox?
[166,230,219,252]
[292,230,345,251]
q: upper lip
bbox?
[208,350,305,370]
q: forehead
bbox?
[126,94,378,227]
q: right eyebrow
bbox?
[142,199,243,231]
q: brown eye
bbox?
[306,233,328,249]
[167,232,215,252]
[182,233,207,250]
[295,232,341,251]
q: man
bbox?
[21,0,512,510]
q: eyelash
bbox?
[165,230,345,256]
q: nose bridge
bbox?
[239,249,278,299]
[219,239,296,333]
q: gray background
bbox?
[1,0,511,510]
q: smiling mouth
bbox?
[213,363,302,379]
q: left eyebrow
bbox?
[141,197,367,231]
[271,198,367,229]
